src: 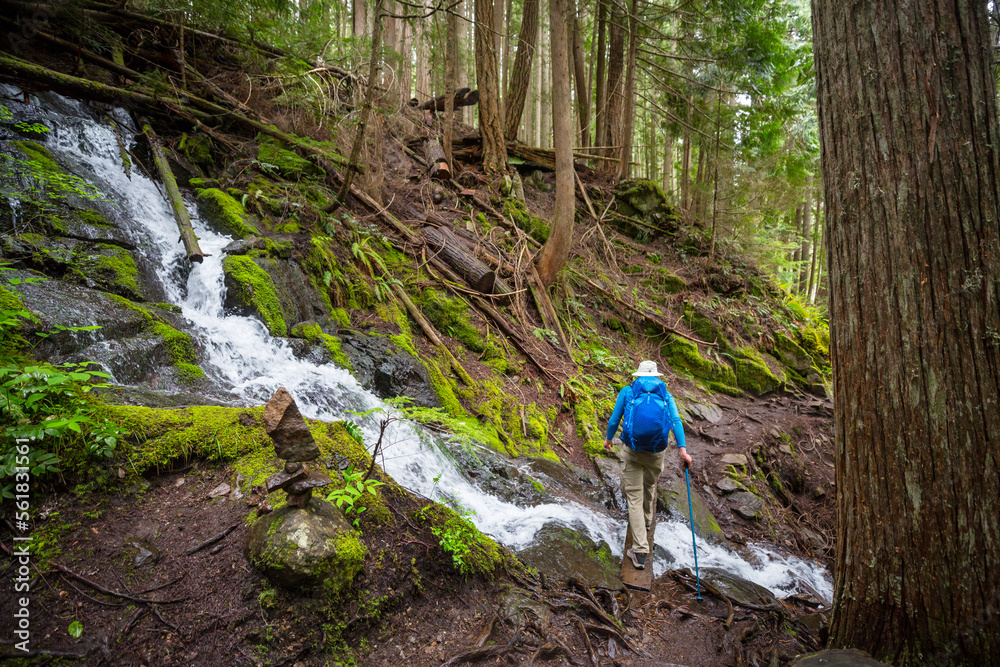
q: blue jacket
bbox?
[606,376,686,448]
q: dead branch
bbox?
[184,522,240,556]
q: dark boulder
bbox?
[339,332,439,408]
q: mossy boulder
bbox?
[772,331,814,372]
[196,188,260,239]
[289,320,351,370]
[658,475,725,543]
[222,255,286,336]
[733,355,782,396]
[613,179,678,238]
[257,136,325,180]
[516,523,621,589]
[641,268,686,294]
[684,306,730,350]
[503,197,550,243]
[244,497,364,589]
[338,332,439,408]
[662,335,737,387]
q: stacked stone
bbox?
[262,387,331,509]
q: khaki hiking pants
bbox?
[622,446,666,554]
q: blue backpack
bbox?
[622,378,670,452]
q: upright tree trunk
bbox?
[807,196,822,302]
[503,0,538,140]
[692,136,706,218]
[814,0,1000,662]
[534,40,543,145]
[615,0,638,180]
[414,0,431,100]
[602,0,625,173]
[502,0,512,106]
[475,0,509,174]
[680,97,692,210]
[662,131,673,197]
[444,0,459,171]
[593,0,607,151]
[536,0,573,286]
[798,176,813,294]
[540,31,550,147]
[353,0,367,37]
[791,203,803,265]
[571,3,590,148]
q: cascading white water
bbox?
[15,89,832,602]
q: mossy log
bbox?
[424,139,451,181]
[423,226,512,296]
[142,124,205,264]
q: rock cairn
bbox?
[260,387,331,510]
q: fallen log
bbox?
[414,87,480,111]
[424,138,451,181]
[423,226,511,297]
[142,123,205,264]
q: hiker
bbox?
[604,360,691,570]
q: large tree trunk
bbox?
[602,0,625,173]
[571,3,590,148]
[813,0,1000,662]
[444,0,459,171]
[475,0,509,174]
[353,0,367,37]
[662,130,673,196]
[615,0,638,180]
[503,0,538,140]
[593,0,608,151]
[536,0,574,286]
[680,112,691,210]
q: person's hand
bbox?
[603,439,614,451]
[679,447,693,468]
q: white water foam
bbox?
[27,91,833,603]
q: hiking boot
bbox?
[626,546,646,570]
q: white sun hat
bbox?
[632,360,663,377]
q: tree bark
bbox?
[593,0,608,151]
[444,0,459,172]
[813,0,1000,662]
[475,0,509,174]
[680,109,691,210]
[602,0,625,172]
[662,130,673,196]
[353,0,367,37]
[615,0,638,180]
[798,174,813,294]
[807,196,822,302]
[503,0,538,140]
[791,203,803,265]
[536,0,574,286]
[423,226,508,294]
[424,139,452,180]
[571,3,590,148]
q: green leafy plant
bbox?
[325,465,384,528]
[532,328,558,345]
[14,122,50,135]
[350,236,388,277]
[67,621,83,638]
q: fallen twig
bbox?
[184,522,240,556]
[51,563,189,605]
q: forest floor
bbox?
[9,388,834,666]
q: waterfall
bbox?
[8,88,833,602]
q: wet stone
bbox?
[285,472,332,495]
[516,523,621,589]
[266,467,309,493]
[734,505,759,520]
[263,386,319,462]
[208,483,231,498]
[285,490,312,508]
[721,454,748,466]
[715,478,742,493]
[702,567,777,607]
[728,491,764,511]
[127,538,162,568]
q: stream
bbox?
[3,88,833,602]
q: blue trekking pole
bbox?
[684,464,702,600]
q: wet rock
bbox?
[524,457,611,509]
[208,482,231,498]
[285,472,332,495]
[734,505,759,520]
[715,478,742,493]
[339,333,439,408]
[657,475,725,543]
[285,490,312,508]
[721,454,748,466]
[679,398,724,423]
[127,538,162,568]
[702,567,777,607]
[811,485,826,499]
[516,524,621,589]
[452,446,549,507]
[778,443,793,455]
[263,387,319,462]
[790,649,888,666]
[728,491,764,511]
[592,455,625,512]
[266,466,309,493]
[222,236,268,256]
[244,497,364,588]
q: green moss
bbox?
[74,244,141,298]
[290,321,351,370]
[705,381,744,397]
[178,132,213,166]
[417,288,497,357]
[153,302,183,314]
[503,198,549,243]
[641,268,686,294]
[222,255,287,336]
[175,362,205,384]
[684,305,731,351]
[258,136,325,180]
[662,335,737,387]
[796,325,830,362]
[107,405,272,473]
[196,188,259,239]
[416,503,510,578]
[330,307,350,328]
[772,331,815,373]
[732,355,782,396]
